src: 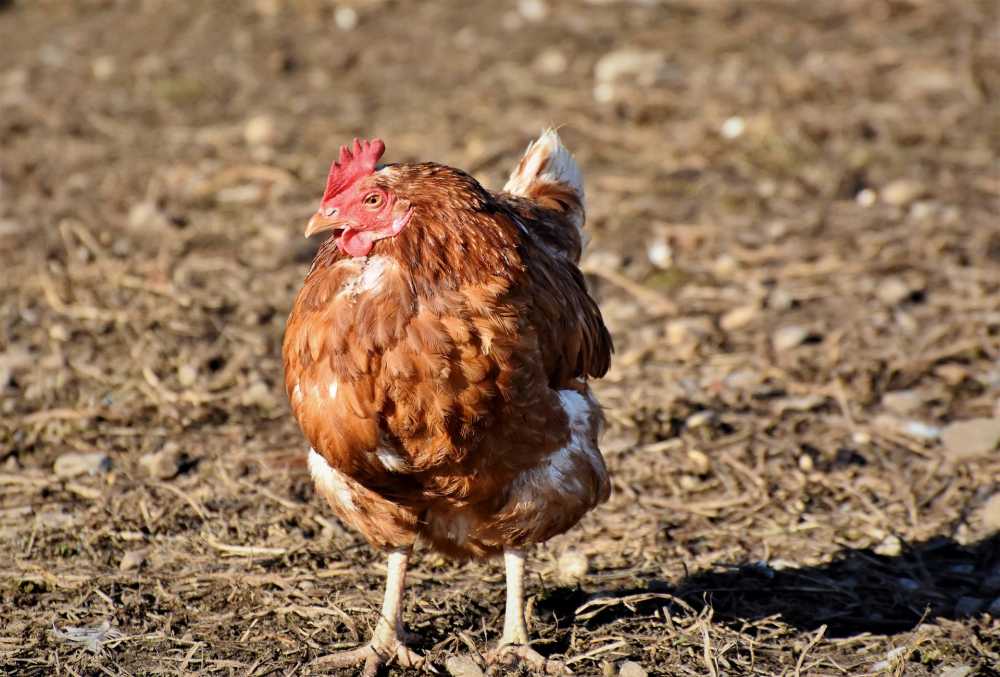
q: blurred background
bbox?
[1,1,998,675]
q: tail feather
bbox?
[504,129,585,233]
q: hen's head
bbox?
[305,138,413,257]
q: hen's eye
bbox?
[363,192,383,208]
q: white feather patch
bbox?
[509,389,606,505]
[376,446,408,472]
[308,448,355,511]
[504,129,584,199]
[339,255,392,297]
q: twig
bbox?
[794,624,826,677]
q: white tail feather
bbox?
[504,129,584,201]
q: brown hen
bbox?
[283,130,612,675]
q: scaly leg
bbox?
[488,547,571,675]
[310,547,430,676]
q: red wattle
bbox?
[338,228,374,257]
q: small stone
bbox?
[128,201,170,230]
[54,452,111,479]
[242,380,275,408]
[720,116,745,140]
[855,188,877,207]
[244,114,277,147]
[647,239,672,269]
[977,493,1000,531]
[138,444,181,480]
[687,449,711,475]
[881,179,925,207]
[954,596,984,617]
[518,0,548,22]
[445,655,485,677]
[91,55,116,81]
[720,304,758,331]
[881,390,923,415]
[939,666,974,677]
[685,411,714,429]
[619,661,647,677]
[177,364,198,388]
[48,324,69,342]
[876,277,913,305]
[772,325,810,351]
[557,550,589,583]
[941,418,1000,461]
[901,420,941,440]
[119,549,147,572]
[535,48,567,75]
[334,6,358,31]
[713,254,739,277]
[594,49,665,87]
[874,534,902,557]
[798,454,814,472]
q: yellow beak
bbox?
[304,211,346,238]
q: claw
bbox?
[311,641,434,676]
[487,644,572,676]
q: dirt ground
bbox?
[2,0,999,675]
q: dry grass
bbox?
[1,1,998,675]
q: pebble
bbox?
[941,418,1000,461]
[138,443,182,480]
[535,48,568,75]
[119,548,147,572]
[242,380,275,408]
[881,179,925,207]
[54,452,111,479]
[334,6,358,31]
[874,534,902,557]
[720,116,745,140]
[720,304,758,331]
[557,550,590,583]
[666,318,713,347]
[518,0,548,22]
[876,277,913,305]
[772,325,810,351]
[128,201,170,230]
[646,239,672,269]
[619,661,648,677]
[445,655,484,677]
[855,188,877,207]
[91,55,116,81]
[939,666,974,677]
[177,364,198,388]
[685,411,714,429]
[244,114,277,147]
[901,420,941,440]
[687,449,711,475]
[881,390,923,415]
[594,49,665,86]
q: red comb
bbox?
[322,138,386,202]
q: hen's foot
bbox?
[486,644,572,676]
[310,640,430,677]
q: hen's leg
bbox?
[488,547,571,675]
[310,547,429,676]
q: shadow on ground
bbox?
[540,534,1000,639]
